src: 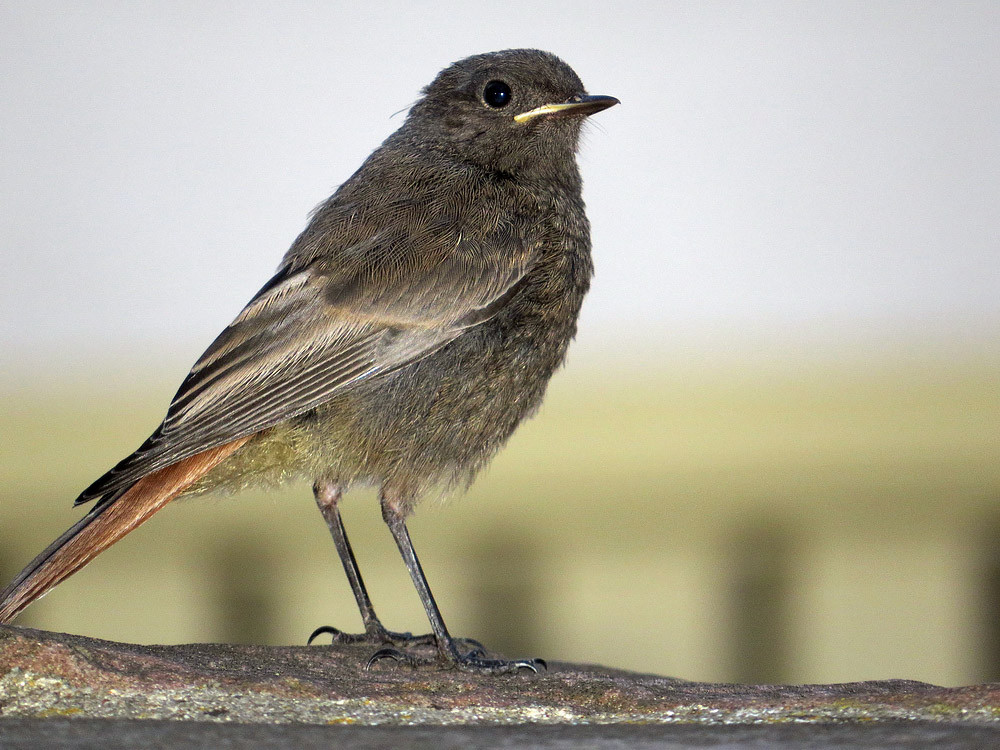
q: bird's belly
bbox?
[298,310,577,495]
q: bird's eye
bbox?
[483,80,512,108]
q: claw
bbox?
[366,647,410,670]
[307,625,343,645]
[511,657,546,673]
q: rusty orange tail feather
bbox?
[0,437,250,624]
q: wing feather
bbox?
[76,199,536,505]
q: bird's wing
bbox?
[76,209,536,504]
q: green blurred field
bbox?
[2,350,998,685]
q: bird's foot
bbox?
[366,640,546,675]
[307,623,428,646]
[307,623,484,653]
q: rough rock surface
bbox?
[1,624,998,729]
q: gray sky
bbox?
[2,1,998,375]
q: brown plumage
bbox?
[0,49,617,673]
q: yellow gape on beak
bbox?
[514,94,620,123]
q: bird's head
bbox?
[405,49,618,179]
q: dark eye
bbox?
[483,80,512,108]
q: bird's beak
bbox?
[514,94,620,124]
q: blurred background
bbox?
[1,2,998,686]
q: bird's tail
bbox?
[0,437,249,624]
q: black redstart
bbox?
[0,49,618,673]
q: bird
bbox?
[0,48,618,673]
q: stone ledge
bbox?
[3,718,1000,750]
[1,624,998,726]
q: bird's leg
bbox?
[368,493,544,674]
[309,481,434,647]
